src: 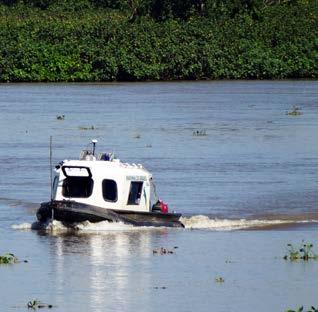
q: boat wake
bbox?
[180,215,316,230]
[12,219,144,233]
[11,214,318,233]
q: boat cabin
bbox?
[52,151,159,213]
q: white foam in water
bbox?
[75,220,136,232]
[180,215,295,231]
[11,222,33,230]
[11,220,142,233]
[11,220,71,232]
[12,215,317,233]
[47,220,70,231]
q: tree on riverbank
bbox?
[0,0,316,81]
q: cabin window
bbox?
[62,177,94,198]
[127,181,143,205]
[102,179,118,202]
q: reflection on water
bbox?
[89,235,108,312]
[44,229,164,312]
[20,227,318,312]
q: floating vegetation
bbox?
[215,276,225,283]
[286,106,303,116]
[0,253,18,264]
[193,129,207,136]
[56,114,65,120]
[79,125,95,130]
[283,242,318,261]
[27,300,53,310]
[153,247,177,255]
[286,306,318,312]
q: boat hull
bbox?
[37,201,184,228]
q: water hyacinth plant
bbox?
[193,129,207,137]
[27,300,53,310]
[286,106,303,116]
[215,277,225,283]
[152,247,175,255]
[286,306,318,312]
[283,243,318,261]
[56,115,65,120]
[0,253,18,264]
[79,125,95,130]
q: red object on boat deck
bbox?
[160,201,169,214]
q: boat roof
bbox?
[59,159,152,179]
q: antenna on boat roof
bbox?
[49,136,54,221]
[50,136,53,201]
[92,139,98,156]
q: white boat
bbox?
[37,140,184,228]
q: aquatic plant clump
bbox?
[0,253,18,264]
[193,129,207,137]
[152,247,177,255]
[27,300,53,310]
[215,277,225,283]
[286,306,318,312]
[56,115,65,120]
[79,125,95,130]
[283,243,318,261]
[286,106,303,116]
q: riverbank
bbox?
[0,0,317,82]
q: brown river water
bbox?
[0,81,318,311]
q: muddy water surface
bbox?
[0,81,318,311]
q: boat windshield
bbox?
[62,176,94,198]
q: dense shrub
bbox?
[0,0,316,81]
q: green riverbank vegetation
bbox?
[0,0,317,82]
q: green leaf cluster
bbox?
[283,242,318,261]
[0,0,316,81]
[286,306,318,312]
[0,253,18,264]
[27,299,53,309]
